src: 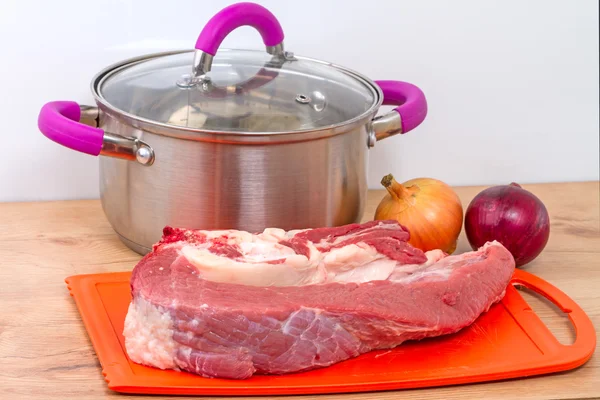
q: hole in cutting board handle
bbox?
[513,283,576,346]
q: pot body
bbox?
[37,4,429,256]
[98,108,371,254]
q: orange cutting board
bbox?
[65,269,596,396]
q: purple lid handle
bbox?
[195,2,284,56]
[38,101,104,156]
[192,2,285,77]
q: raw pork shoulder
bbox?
[123,220,515,379]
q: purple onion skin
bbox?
[464,183,550,267]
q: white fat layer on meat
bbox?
[176,223,500,287]
[123,296,177,370]
[179,227,319,286]
[388,249,446,281]
[331,257,399,283]
[182,245,321,287]
[177,225,479,287]
[238,240,297,262]
[202,227,308,242]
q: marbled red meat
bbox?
[123,220,515,379]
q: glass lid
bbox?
[97,49,379,134]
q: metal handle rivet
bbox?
[136,147,153,165]
[295,94,311,104]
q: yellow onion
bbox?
[374,174,463,254]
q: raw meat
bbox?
[123,220,515,379]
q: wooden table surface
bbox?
[0,181,598,400]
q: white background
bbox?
[1,0,598,202]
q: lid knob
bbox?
[192,2,286,78]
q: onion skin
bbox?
[464,183,550,267]
[374,175,463,254]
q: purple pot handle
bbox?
[38,101,104,156]
[195,2,285,56]
[374,80,428,134]
[38,101,155,165]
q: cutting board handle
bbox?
[511,269,596,362]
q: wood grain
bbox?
[0,181,598,400]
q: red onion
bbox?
[464,183,550,267]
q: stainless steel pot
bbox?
[38,2,428,255]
